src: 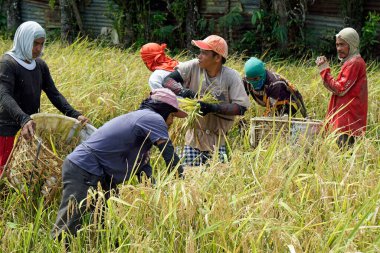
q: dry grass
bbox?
[0,39,379,252]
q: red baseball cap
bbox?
[150,88,188,118]
[191,35,228,59]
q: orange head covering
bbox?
[140,43,179,72]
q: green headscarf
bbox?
[244,57,267,90]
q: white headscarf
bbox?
[6,21,46,70]
[336,27,360,62]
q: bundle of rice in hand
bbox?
[168,92,219,146]
[178,92,219,130]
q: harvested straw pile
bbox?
[4,113,96,204]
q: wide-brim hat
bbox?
[150,88,188,118]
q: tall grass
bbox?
[0,39,379,252]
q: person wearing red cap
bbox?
[140,43,179,90]
[162,35,250,166]
[52,88,187,239]
[315,27,368,147]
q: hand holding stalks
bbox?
[21,120,36,141]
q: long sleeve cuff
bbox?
[20,115,32,127]
[318,62,330,73]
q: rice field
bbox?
[0,38,379,252]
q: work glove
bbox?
[198,101,219,116]
[179,88,196,99]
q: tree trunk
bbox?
[6,0,21,31]
[342,0,364,32]
[185,0,199,51]
[123,13,134,46]
[224,0,231,41]
[70,0,85,35]
[272,0,288,53]
[60,0,75,44]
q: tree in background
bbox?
[185,0,199,49]
[109,0,199,51]
[246,0,310,56]
[5,0,21,32]
[272,0,288,53]
[341,0,364,32]
[60,0,75,44]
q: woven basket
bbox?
[3,113,96,203]
[250,117,323,148]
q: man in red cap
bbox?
[162,35,250,166]
[52,88,187,239]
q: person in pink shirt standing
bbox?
[315,27,368,147]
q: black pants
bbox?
[51,158,114,239]
[337,134,356,149]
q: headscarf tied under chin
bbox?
[336,27,360,62]
[7,21,46,63]
[140,43,179,72]
[139,98,177,121]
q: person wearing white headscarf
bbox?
[315,27,368,147]
[0,21,88,176]
[7,21,46,68]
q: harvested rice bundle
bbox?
[178,93,219,130]
[169,93,220,146]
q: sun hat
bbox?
[191,35,228,59]
[150,88,188,118]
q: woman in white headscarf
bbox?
[0,21,88,176]
[315,27,368,147]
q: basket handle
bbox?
[28,138,42,186]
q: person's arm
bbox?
[198,102,247,116]
[137,162,155,184]
[266,81,288,111]
[148,71,165,90]
[155,139,184,178]
[242,78,251,96]
[316,56,362,97]
[320,65,361,96]
[199,70,249,116]
[40,61,82,118]
[242,78,266,106]
[137,114,183,177]
[0,61,32,127]
[162,70,196,98]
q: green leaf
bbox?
[6,222,18,229]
